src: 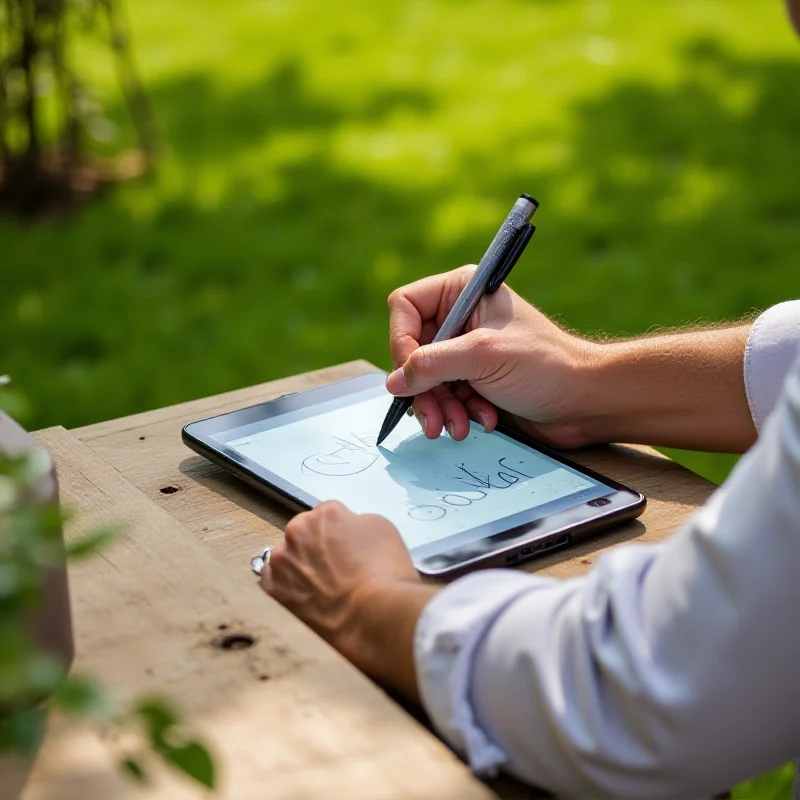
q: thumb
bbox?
[385,331,489,396]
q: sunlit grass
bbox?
[2,4,798,790]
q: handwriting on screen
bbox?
[301,431,536,522]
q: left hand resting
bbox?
[259,500,438,699]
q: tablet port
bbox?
[505,553,519,564]
[520,546,532,556]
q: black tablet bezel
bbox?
[182,372,645,577]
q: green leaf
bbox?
[135,699,215,788]
[17,449,53,485]
[158,741,215,789]
[120,756,149,784]
[26,653,67,696]
[8,706,46,753]
[135,698,179,744]
[52,675,108,716]
[65,527,119,560]
[0,387,30,423]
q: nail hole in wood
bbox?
[259,675,269,682]
[138,436,146,440]
[217,624,228,631]
[213,634,255,651]
[160,486,180,495]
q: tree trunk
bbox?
[0,0,156,219]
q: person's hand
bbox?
[386,265,599,448]
[260,501,437,698]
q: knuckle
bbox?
[269,543,287,569]
[364,513,399,536]
[283,524,297,546]
[317,499,343,521]
[470,328,497,356]
[389,331,410,356]
[284,515,306,544]
[387,286,408,309]
[408,347,435,381]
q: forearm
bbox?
[576,324,755,452]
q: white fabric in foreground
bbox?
[415,304,800,799]
[745,299,800,429]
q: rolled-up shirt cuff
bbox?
[744,300,800,431]
[413,569,555,775]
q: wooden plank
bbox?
[73,361,377,573]
[19,426,493,800]
[72,362,716,582]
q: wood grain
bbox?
[17,426,492,800]
[73,361,717,582]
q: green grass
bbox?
[2,1,799,794]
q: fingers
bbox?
[419,320,438,347]
[387,290,424,369]
[411,391,440,438]
[263,501,350,600]
[410,383,498,440]
[433,384,471,440]
[411,384,469,440]
[259,561,273,594]
[452,382,498,432]
[387,267,475,368]
[285,501,348,549]
[386,329,490,397]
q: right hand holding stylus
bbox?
[386,265,598,447]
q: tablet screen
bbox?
[218,387,614,556]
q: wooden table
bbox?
[14,361,715,798]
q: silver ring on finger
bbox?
[251,547,272,576]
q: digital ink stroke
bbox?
[301,432,378,476]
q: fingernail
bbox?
[415,411,427,435]
[478,412,489,432]
[386,367,407,394]
[406,407,414,417]
[446,421,455,438]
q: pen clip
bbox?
[485,223,535,294]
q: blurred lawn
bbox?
[2,0,799,793]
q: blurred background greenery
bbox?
[1,1,798,793]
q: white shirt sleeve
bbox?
[744,300,800,430]
[415,350,800,799]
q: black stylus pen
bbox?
[376,194,538,446]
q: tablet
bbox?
[183,372,645,577]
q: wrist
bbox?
[567,339,628,446]
[536,336,611,448]
[345,578,438,700]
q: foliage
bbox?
[0,383,215,790]
[0,0,797,794]
[0,0,154,217]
